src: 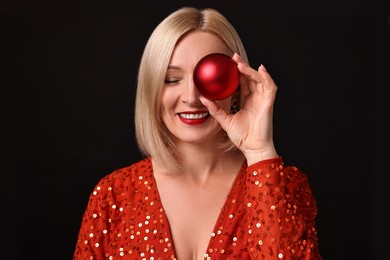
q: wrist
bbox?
[244,147,278,166]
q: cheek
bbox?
[161,88,178,114]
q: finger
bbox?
[233,53,275,90]
[238,63,261,95]
[233,53,277,100]
[199,97,232,131]
[257,64,277,92]
[257,65,278,106]
[237,62,262,83]
[233,56,264,95]
[231,53,249,93]
[232,53,245,64]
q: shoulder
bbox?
[100,157,152,183]
[91,157,153,201]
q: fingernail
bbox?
[236,53,243,61]
[260,64,267,71]
[237,62,245,69]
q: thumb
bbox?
[200,97,232,130]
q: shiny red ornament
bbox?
[193,53,240,100]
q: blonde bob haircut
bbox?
[134,6,249,171]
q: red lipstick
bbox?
[177,111,209,125]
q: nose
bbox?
[181,76,202,106]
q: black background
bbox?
[3,0,389,259]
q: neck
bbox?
[160,141,244,184]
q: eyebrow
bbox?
[167,65,181,70]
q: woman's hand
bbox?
[200,53,278,165]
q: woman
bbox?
[73,6,322,260]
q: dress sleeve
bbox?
[245,157,322,260]
[73,179,113,260]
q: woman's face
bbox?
[161,31,232,146]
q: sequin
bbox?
[73,157,322,259]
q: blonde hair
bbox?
[134,6,248,171]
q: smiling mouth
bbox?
[178,112,209,119]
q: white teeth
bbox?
[179,112,209,119]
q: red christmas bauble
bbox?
[193,53,240,100]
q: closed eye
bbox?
[164,78,181,85]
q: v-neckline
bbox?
[150,158,247,259]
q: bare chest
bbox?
[156,179,233,259]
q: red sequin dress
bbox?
[73,157,322,259]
